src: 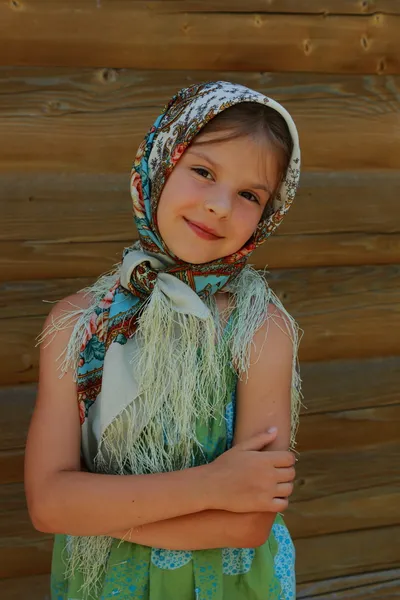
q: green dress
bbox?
[50,325,296,599]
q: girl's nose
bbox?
[204,187,232,218]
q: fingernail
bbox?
[267,427,277,433]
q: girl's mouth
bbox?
[184,218,223,241]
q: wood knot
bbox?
[10,0,20,9]
[361,0,370,11]
[254,15,263,28]
[303,39,312,56]
[361,35,369,51]
[100,68,118,83]
[43,100,64,114]
[377,57,387,74]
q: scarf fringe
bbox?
[94,282,230,477]
[35,269,120,379]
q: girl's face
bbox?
[156,131,281,264]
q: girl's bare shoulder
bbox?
[40,290,93,362]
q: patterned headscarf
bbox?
[70,80,300,422]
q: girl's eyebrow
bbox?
[189,149,272,196]
[250,182,273,196]
[189,149,217,167]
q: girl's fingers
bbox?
[275,482,294,498]
[276,466,296,483]
[269,451,296,468]
[271,497,289,512]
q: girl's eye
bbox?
[240,191,260,204]
[192,167,213,180]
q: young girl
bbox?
[25,81,302,600]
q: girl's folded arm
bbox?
[109,510,264,550]
[24,296,216,537]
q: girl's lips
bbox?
[185,218,222,241]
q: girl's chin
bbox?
[174,250,222,264]
[166,241,224,264]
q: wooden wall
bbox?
[1,1,400,598]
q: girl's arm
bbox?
[25,296,293,541]
[105,304,295,549]
[25,295,211,536]
[109,510,263,550]
[231,303,294,540]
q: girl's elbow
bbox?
[28,501,54,534]
[26,488,62,534]
[238,514,274,548]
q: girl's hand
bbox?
[209,429,296,514]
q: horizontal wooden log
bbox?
[0,449,24,486]
[296,525,400,583]
[0,483,53,579]
[0,573,50,600]
[269,263,400,362]
[1,171,400,277]
[0,386,36,453]
[126,1,400,15]
[2,69,400,173]
[301,356,400,414]
[298,568,400,599]
[2,263,400,385]
[0,5,399,74]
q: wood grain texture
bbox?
[298,568,400,598]
[301,356,400,414]
[268,264,400,362]
[1,170,400,278]
[1,263,400,385]
[0,4,398,74]
[286,410,400,537]
[0,573,50,600]
[1,68,400,173]
[0,483,53,579]
[296,525,400,583]
[124,1,400,15]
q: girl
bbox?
[25,81,302,600]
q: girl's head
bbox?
[157,102,293,264]
[130,81,300,272]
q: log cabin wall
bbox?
[1,1,400,598]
